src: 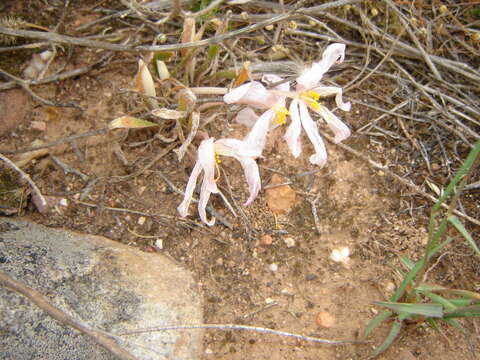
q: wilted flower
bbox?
[285,43,351,167]
[224,74,290,158]
[224,43,351,167]
[177,137,261,226]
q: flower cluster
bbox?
[178,43,351,226]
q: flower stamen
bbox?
[214,153,222,181]
[272,104,289,125]
[300,90,321,111]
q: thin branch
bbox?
[0,270,139,360]
[0,152,47,212]
[383,0,443,81]
[116,323,366,345]
[0,69,81,109]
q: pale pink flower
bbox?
[284,43,351,167]
[177,137,261,226]
[224,74,290,158]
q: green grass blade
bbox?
[375,301,443,318]
[416,284,480,300]
[431,140,480,213]
[448,216,480,256]
[372,313,408,357]
[399,255,415,271]
[448,298,475,307]
[434,289,480,300]
[427,236,454,258]
[426,317,439,331]
[420,292,457,311]
[428,217,449,251]
[364,310,392,338]
[390,259,425,301]
[444,304,480,318]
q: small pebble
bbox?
[269,263,278,272]
[260,234,273,245]
[155,239,163,250]
[283,237,295,248]
[30,121,46,131]
[316,311,336,328]
[216,257,223,266]
[265,297,275,304]
[305,273,318,281]
[138,216,146,225]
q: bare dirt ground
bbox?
[1,1,479,359]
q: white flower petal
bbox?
[296,43,346,91]
[177,161,202,217]
[197,138,219,226]
[235,107,259,128]
[322,43,346,65]
[241,109,274,157]
[284,98,302,158]
[235,156,261,206]
[312,86,351,111]
[198,173,216,226]
[317,105,351,143]
[198,138,219,194]
[298,101,327,167]
[214,139,261,206]
[223,81,278,108]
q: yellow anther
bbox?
[215,153,221,164]
[214,153,221,181]
[304,90,320,101]
[300,90,321,111]
[272,104,289,125]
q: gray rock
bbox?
[0,218,203,360]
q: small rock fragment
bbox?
[30,121,46,131]
[330,246,350,265]
[260,234,273,245]
[283,237,295,248]
[155,239,163,250]
[138,216,146,225]
[269,263,278,272]
[316,311,336,328]
[265,174,296,214]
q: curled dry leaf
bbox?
[180,17,196,58]
[233,61,251,88]
[156,60,170,80]
[135,59,158,109]
[174,111,200,161]
[135,59,156,97]
[108,116,158,130]
[151,108,187,120]
[177,88,197,113]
